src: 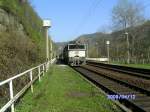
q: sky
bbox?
[30,0,150,42]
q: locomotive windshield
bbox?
[68,44,85,50]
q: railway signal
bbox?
[106,41,110,63]
[124,32,130,64]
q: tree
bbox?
[112,0,145,31]
[111,0,145,64]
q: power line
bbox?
[72,0,102,38]
[76,0,102,33]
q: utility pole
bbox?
[95,42,98,58]
[106,41,110,63]
[43,19,51,70]
[116,45,119,62]
[86,44,88,58]
[125,32,130,64]
[50,38,53,64]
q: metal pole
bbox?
[43,65,45,76]
[127,33,130,64]
[95,43,98,58]
[87,44,88,58]
[106,41,110,63]
[38,66,41,82]
[107,44,110,63]
[97,46,99,58]
[46,28,50,71]
[46,28,49,61]
[125,32,130,64]
[116,45,119,62]
[9,81,15,112]
[43,19,51,70]
[50,38,53,64]
[30,71,33,93]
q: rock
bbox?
[0,8,9,26]
[0,8,27,38]
[0,24,6,32]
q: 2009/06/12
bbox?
[107,94,136,100]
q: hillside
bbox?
[75,21,150,63]
[0,0,52,103]
[0,0,47,80]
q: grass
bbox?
[16,65,122,112]
[112,62,150,69]
[121,64,150,69]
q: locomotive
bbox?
[63,43,87,66]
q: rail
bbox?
[0,58,56,112]
[74,65,150,112]
[86,61,150,79]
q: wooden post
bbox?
[9,81,15,112]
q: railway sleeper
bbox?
[81,65,150,96]
[74,67,150,112]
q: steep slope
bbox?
[0,0,46,80]
[0,0,49,104]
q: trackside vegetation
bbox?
[0,0,56,107]
[16,65,123,112]
[113,63,150,69]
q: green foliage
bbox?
[0,1,59,108]
[0,0,45,74]
[0,0,48,102]
[16,65,122,112]
[0,0,45,54]
[112,0,145,31]
[75,21,150,64]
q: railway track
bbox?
[73,63,150,112]
[87,61,150,79]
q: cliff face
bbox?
[0,0,48,80]
[0,9,42,81]
[0,8,27,37]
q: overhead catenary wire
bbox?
[72,0,102,38]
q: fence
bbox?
[0,59,56,112]
[86,58,108,62]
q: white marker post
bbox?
[106,41,110,63]
[125,32,130,64]
[43,19,51,71]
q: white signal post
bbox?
[125,32,130,64]
[106,41,110,63]
[43,19,51,71]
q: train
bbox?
[62,43,87,66]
